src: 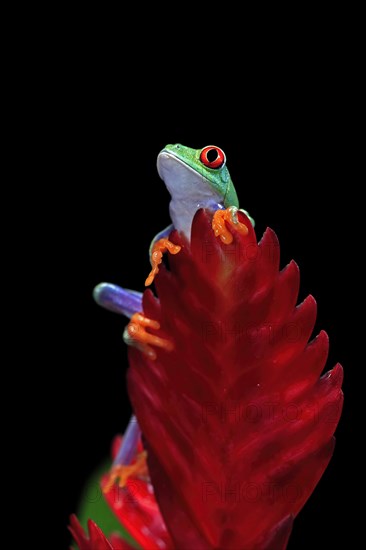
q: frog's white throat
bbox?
[157,151,223,240]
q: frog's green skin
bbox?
[152,143,254,249]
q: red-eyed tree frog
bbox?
[93,145,253,484]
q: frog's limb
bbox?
[93,283,172,359]
[103,415,149,493]
[145,238,181,287]
[124,312,174,360]
[93,283,171,484]
[212,206,249,245]
[93,283,143,318]
[113,415,141,466]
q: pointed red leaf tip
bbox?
[127,209,343,549]
[69,515,136,550]
[69,515,114,550]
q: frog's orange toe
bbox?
[126,312,174,360]
[145,238,181,286]
[103,450,149,493]
[212,207,249,245]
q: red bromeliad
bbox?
[71,145,343,550]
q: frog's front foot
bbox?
[212,206,249,245]
[124,312,174,360]
[145,238,181,287]
[103,450,148,493]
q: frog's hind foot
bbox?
[103,450,148,493]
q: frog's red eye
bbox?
[200,146,226,169]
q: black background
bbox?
[34,53,360,549]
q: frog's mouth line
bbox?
[157,150,229,201]
[157,150,210,184]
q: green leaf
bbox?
[75,460,141,548]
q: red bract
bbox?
[101,476,172,549]
[127,209,343,549]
